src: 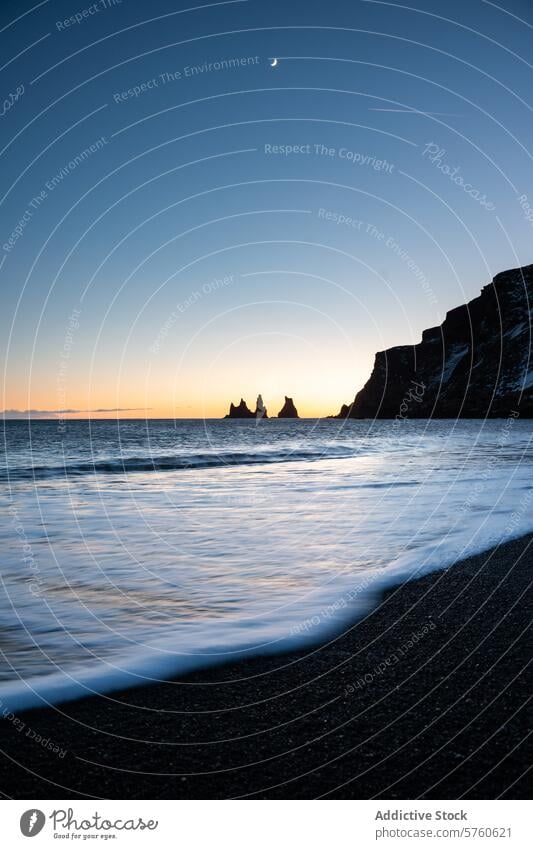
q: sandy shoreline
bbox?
[0,533,531,799]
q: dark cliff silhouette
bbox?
[278,396,299,418]
[337,264,533,419]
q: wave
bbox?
[0,445,360,482]
[1,525,530,716]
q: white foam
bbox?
[1,514,530,716]
[1,420,532,715]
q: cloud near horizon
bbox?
[2,408,151,419]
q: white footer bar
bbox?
[3,799,530,848]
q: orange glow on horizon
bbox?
[2,388,364,421]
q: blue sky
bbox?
[2,0,532,416]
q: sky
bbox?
[1,0,532,419]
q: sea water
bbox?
[1,417,532,711]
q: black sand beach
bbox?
[0,534,531,800]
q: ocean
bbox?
[1,417,532,712]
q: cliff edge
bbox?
[337,264,533,419]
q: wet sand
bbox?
[0,533,531,799]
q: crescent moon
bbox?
[270,58,278,67]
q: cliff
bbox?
[278,396,299,418]
[337,264,533,419]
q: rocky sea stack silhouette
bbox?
[255,394,268,420]
[224,398,254,419]
[337,264,533,419]
[278,396,299,418]
[224,395,268,419]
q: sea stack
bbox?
[254,394,268,419]
[278,396,299,418]
[224,398,254,419]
